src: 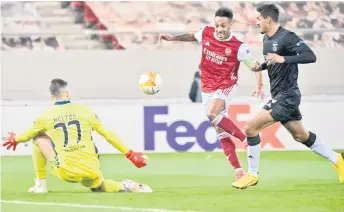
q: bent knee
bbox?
[244,123,258,137]
[85,176,104,192]
[206,110,220,121]
[293,133,309,143]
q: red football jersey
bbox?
[194,26,252,93]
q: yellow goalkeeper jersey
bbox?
[15,101,129,159]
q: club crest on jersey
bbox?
[296,40,304,46]
[225,48,231,55]
[272,42,278,52]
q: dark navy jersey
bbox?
[262,26,315,97]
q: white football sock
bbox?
[36,178,47,186]
[309,137,338,164]
[247,144,261,177]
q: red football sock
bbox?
[213,114,246,141]
[218,132,242,169]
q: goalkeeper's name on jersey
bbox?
[53,114,77,123]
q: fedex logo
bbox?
[144,105,284,152]
[144,106,218,151]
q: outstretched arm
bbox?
[15,119,45,142]
[89,114,129,154]
[2,117,45,151]
[160,33,198,42]
[89,112,148,168]
[160,27,204,42]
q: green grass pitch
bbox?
[1,151,344,212]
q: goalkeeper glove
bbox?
[2,132,18,151]
[125,150,148,168]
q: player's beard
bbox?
[259,26,267,34]
[217,31,230,40]
[258,25,265,34]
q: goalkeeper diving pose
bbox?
[2,78,152,193]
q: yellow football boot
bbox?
[232,173,258,189]
[333,153,344,184]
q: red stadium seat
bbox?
[72,1,84,8]
[84,4,99,25]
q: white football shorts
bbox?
[201,84,238,115]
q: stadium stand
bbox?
[81,1,344,49]
[1,1,105,50]
[2,1,344,50]
[1,1,61,50]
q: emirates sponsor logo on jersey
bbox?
[203,48,228,65]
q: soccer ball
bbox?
[139,72,163,95]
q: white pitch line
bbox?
[1,200,200,212]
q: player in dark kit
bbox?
[232,4,344,189]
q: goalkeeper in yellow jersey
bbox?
[2,78,152,193]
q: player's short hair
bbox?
[49,78,68,97]
[215,7,233,20]
[257,4,279,22]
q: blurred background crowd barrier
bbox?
[2,1,344,50]
[2,48,344,100]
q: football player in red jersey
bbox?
[160,8,263,181]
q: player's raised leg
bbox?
[208,97,246,142]
[29,134,54,193]
[232,109,276,189]
[283,120,344,183]
[203,91,245,180]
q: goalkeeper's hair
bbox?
[49,78,68,97]
[257,4,280,23]
[215,7,233,20]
